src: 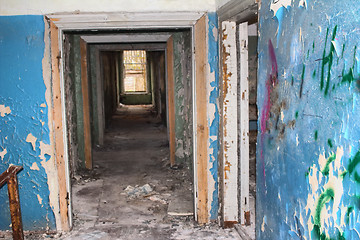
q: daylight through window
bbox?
[123,50,147,92]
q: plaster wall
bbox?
[257,0,360,239]
[0,16,57,230]
[0,0,215,15]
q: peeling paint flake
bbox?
[270,0,292,17]
[0,104,11,117]
[30,162,40,171]
[26,133,37,151]
[0,148,7,160]
[37,194,43,205]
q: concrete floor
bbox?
[0,105,256,239]
[60,105,242,240]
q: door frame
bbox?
[47,12,208,230]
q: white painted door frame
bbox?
[47,12,204,230]
[219,13,252,227]
[238,22,250,225]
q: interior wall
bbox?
[0,0,216,15]
[101,51,119,127]
[0,16,57,231]
[215,0,232,9]
[64,34,80,175]
[257,0,360,239]
[88,45,100,146]
[172,31,193,167]
[148,51,166,122]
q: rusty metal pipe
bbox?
[0,165,24,240]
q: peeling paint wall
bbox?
[257,0,360,239]
[0,16,56,230]
[207,12,220,221]
[172,31,193,167]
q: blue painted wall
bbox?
[207,12,220,221]
[0,16,56,230]
[257,0,360,239]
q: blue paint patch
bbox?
[207,12,220,220]
[0,15,56,230]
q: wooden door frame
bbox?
[217,0,258,227]
[47,12,210,230]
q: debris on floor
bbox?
[123,184,153,199]
[27,106,244,239]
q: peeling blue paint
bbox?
[0,15,56,230]
[258,0,360,239]
[207,12,220,220]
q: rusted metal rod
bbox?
[0,165,24,240]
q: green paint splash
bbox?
[313,70,316,78]
[320,26,337,96]
[327,139,333,148]
[295,111,299,119]
[315,131,318,141]
[345,206,354,224]
[341,46,358,85]
[300,65,305,98]
[348,151,360,174]
[313,188,335,239]
[322,153,336,176]
[313,41,315,53]
[344,150,360,183]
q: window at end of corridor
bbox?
[123,50,147,93]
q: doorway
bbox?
[60,25,197,235]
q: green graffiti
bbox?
[337,231,346,240]
[315,130,318,141]
[344,150,360,183]
[341,68,355,84]
[295,111,299,119]
[328,139,333,148]
[305,167,311,177]
[341,46,358,85]
[291,76,294,86]
[313,69,317,78]
[315,188,335,226]
[348,151,360,174]
[345,206,354,225]
[313,188,335,239]
[300,65,306,98]
[322,154,336,176]
[320,26,337,96]
[313,41,315,53]
[341,44,345,59]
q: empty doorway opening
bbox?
[62,28,196,234]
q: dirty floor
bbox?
[0,105,255,240]
[61,105,242,240]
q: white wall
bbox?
[215,0,232,9]
[0,0,216,15]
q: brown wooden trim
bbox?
[80,38,92,170]
[0,165,24,240]
[194,15,209,224]
[50,21,69,231]
[166,36,176,167]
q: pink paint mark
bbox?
[260,40,278,192]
